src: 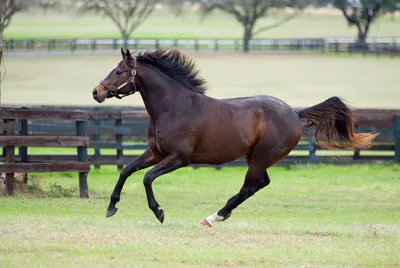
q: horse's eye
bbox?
[115,70,122,75]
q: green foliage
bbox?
[48,182,77,197]
[27,176,41,194]
[0,0,28,33]
[172,0,315,51]
[320,0,400,41]
[76,0,160,47]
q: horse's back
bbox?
[190,94,301,165]
[222,94,302,150]
[221,95,299,123]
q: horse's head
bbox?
[92,48,138,103]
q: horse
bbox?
[92,48,378,228]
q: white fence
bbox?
[4,37,400,56]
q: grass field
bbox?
[2,52,399,108]
[4,8,400,40]
[1,164,399,267]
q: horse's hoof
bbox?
[106,207,118,218]
[200,219,212,228]
[222,212,232,221]
[156,209,164,224]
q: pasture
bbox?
[2,53,400,108]
[1,164,399,267]
[5,8,400,40]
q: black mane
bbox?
[137,48,207,94]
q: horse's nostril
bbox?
[92,88,97,96]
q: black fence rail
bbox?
[1,106,399,171]
[0,107,90,197]
[4,37,400,57]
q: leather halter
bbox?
[100,57,138,99]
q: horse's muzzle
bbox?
[93,87,106,103]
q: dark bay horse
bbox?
[92,48,378,227]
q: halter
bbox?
[100,57,138,99]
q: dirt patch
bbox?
[305,231,332,237]
[1,173,27,189]
[0,173,46,197]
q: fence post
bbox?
[115,118,123,171]
[394,114,400,163]
[348,43,352,56]
[334,40,339,55]
[19,119,28,183]
[76,120,89,198]
[194,39,199,51]
[155,39,160,49]
[234,40,239,51]
[308,137,317,164]
[2,119,6,159]
[392,38,397,59]
[71,39,77,53]
[214,40,218,51]
[353,149,360,160]
[93,119,101,169]
[5,119,16,196]
[91,39,96,52]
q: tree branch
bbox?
[253,11,300,36]
[128,0,155,34]
[202,1,246,24]
[338,5,360,26]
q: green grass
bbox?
[2,53,400,108]
[1,164,399,267]
[4,8,400,40]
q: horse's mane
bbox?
[137,48,207,94]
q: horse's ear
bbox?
[121,47,125,58]
[126,49,132,59]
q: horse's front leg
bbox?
[106,148,160,218]
[143,154,188,223]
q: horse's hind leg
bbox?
[200,142,274,228]
[200,164,270,227]
[106,148,160,218]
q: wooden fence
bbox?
[2,106,399,173]
[4,37,400,57]
[0,107,90,197]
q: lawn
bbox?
[4,8,400,40]
[0,164,399,267]
[2,52,399,108]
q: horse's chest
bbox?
[153,127,173,155]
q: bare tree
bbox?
[36,0,62,16]
[174,0,312,52]
[320,0,400,47]
[77,0,160,50]
[0,0,27,105]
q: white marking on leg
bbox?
[204,211,224,226]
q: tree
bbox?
[322,0,400,47]
[0,0,27,105]
[77,0,160,50]
[36,0,62,16]
[175,0,312,52]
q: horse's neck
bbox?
[138,65,193,120]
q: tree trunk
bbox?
[355,29,369,51]
[0,31,3,106]
[122,33,129,50]
[243,26,253,53]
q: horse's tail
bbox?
[297,96,378,150]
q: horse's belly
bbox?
[190,134,251,165]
